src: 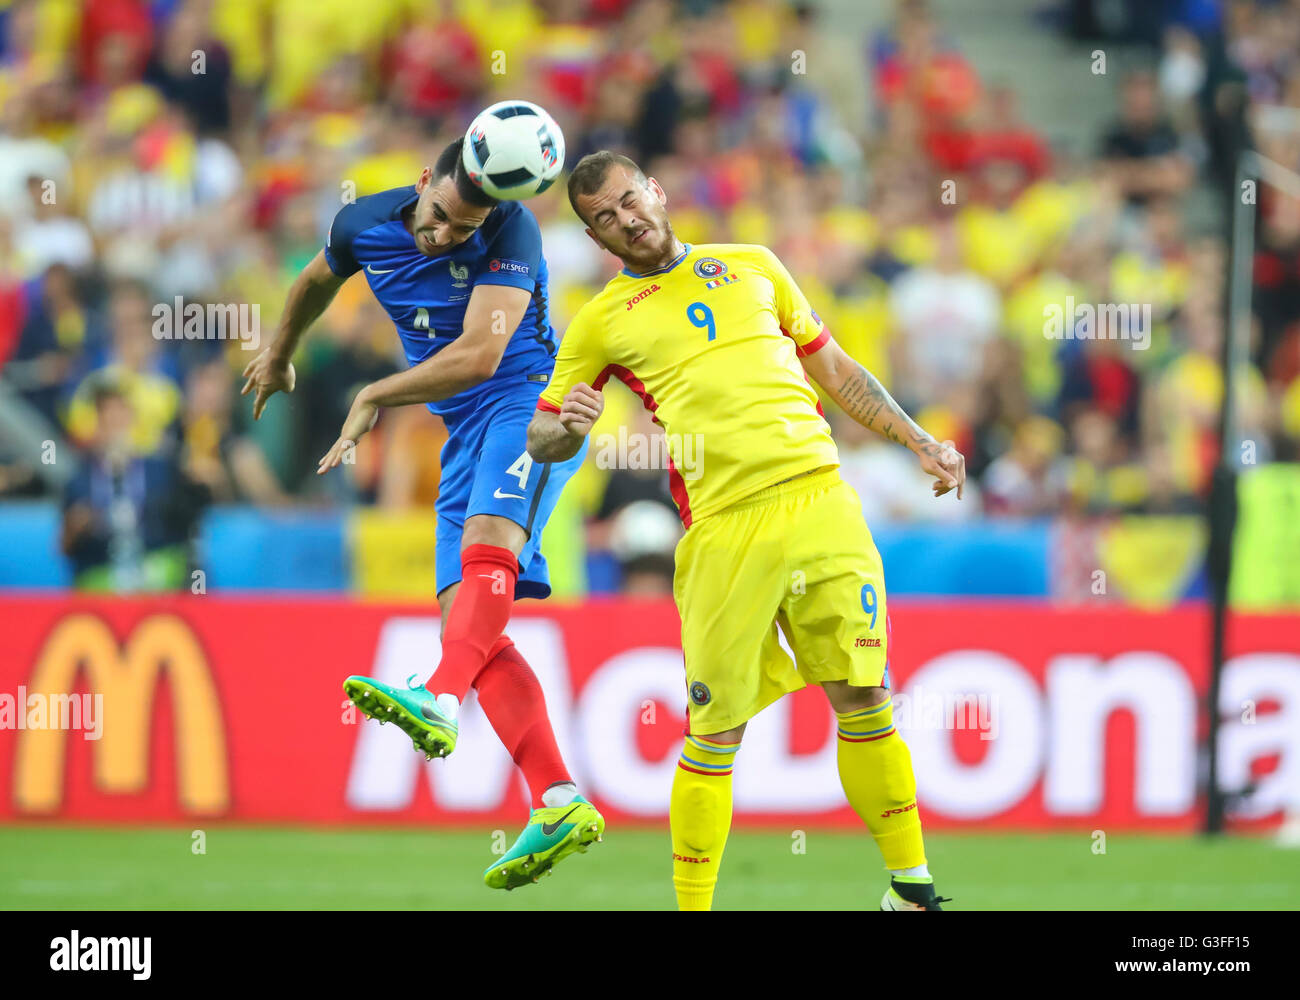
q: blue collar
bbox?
[622,243,692,279]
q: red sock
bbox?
[426,543,518,700]
[472,637,572,808]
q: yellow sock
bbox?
[670,734,738,911]
[835,698,927,870]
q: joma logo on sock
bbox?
[880,802,917,819]
[673,853,711,863]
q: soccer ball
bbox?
[462,100,565,201]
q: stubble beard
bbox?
[623,218,679,274]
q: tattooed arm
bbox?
[800,336,966,499]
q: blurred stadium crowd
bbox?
[1,0,1299,591]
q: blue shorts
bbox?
[434,379,585,601]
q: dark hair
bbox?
[433,137,498,209]
[87,371,128,408]
[566,150,646,224]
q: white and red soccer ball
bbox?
[462,100,566,201]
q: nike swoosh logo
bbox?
[540,806,579,837]
[366,264,396,274]
[493,489,524,500]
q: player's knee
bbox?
[461,514,526,554]
[700,723,745,745]
[823,680,888,715]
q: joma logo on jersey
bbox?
[625,284,661,310]
[854,637,881,648]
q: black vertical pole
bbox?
[1206,154,1255,834]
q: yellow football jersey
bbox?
[538,243,839,526]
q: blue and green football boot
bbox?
[342,674,457,759]
[485,795,605,890]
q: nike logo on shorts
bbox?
[366,264,396,274]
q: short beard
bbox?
[625,221,677,271]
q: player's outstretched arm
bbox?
[359,284,528,409]
[317,285,529,475]
[527,383,603,463]
[801,336,966,499]
[241,250,345,420]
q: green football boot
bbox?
[485,795,605,890]
[342,674,457,759]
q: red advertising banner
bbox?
[0,596,1296,829]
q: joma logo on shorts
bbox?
[880,802,917,819]
[673,853,710,863]
[854,637,881,647]
[626,284,661,310]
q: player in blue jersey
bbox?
[241,139,604,889]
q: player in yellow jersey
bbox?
[527,152,965,911]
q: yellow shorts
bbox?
[673,467,890,735]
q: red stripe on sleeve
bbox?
[535,398,561,413]
[796,326,831,357]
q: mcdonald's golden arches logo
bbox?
[14,613,229,814]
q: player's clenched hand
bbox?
[918,438,966,499]
[317,389,379,475]
[240,349,296,421]
[558,383,603,437]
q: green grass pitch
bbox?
[1,826,1296,910]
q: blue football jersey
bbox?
[322,186,557,419]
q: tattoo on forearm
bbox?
[836,363,931,450]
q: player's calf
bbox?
[425,543,520,701]
[826,686,952,910]
[671,732,742,911]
